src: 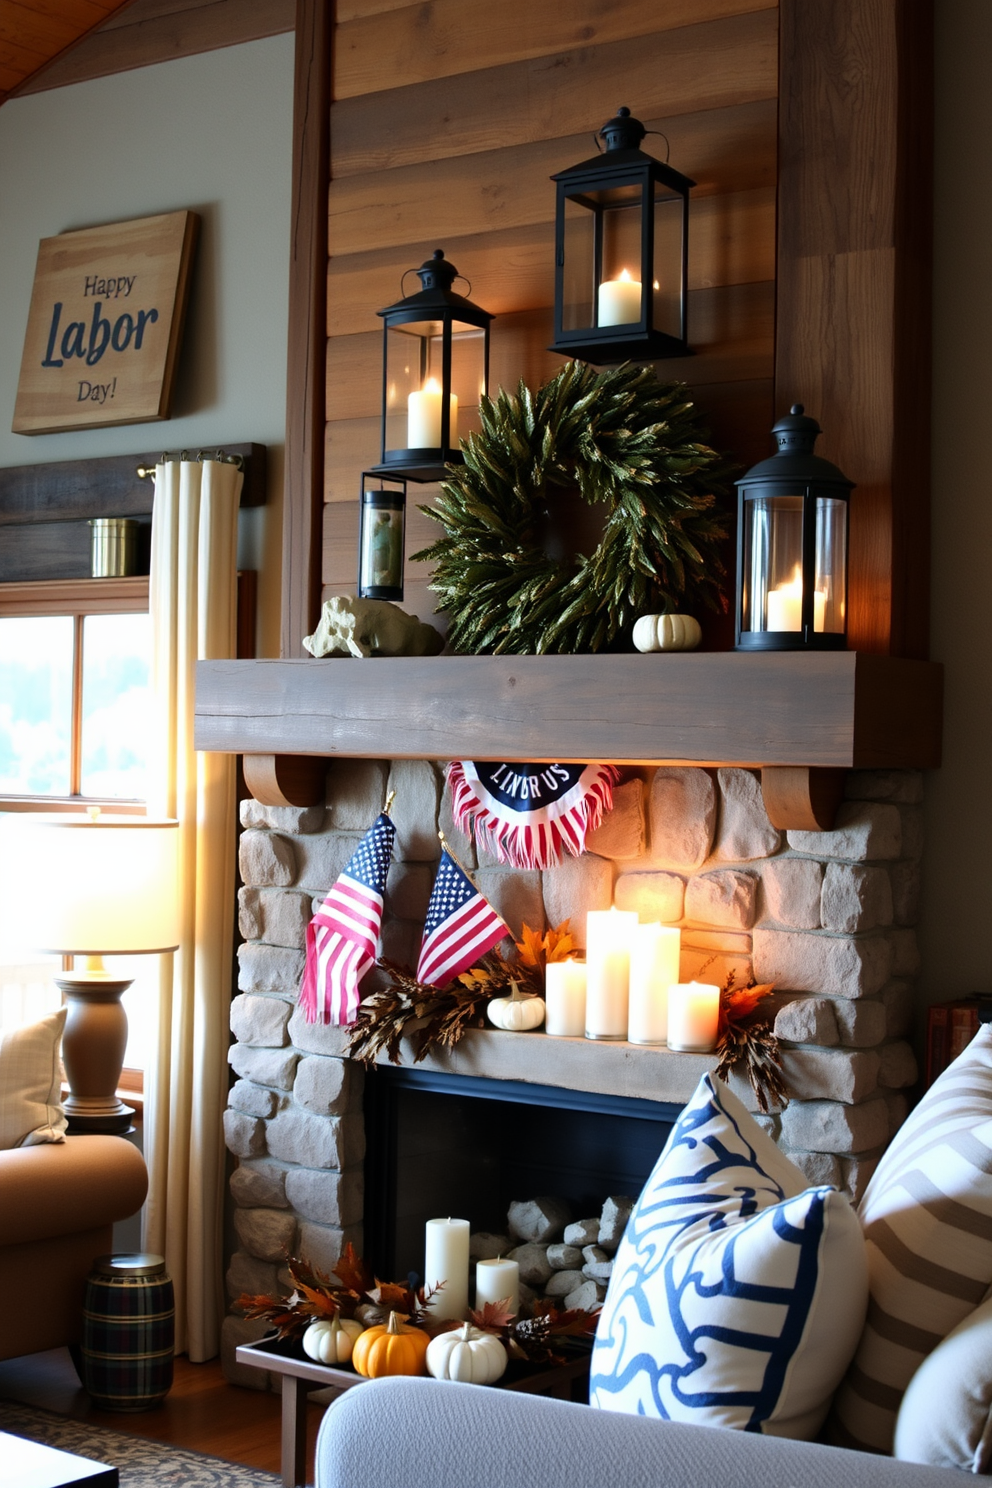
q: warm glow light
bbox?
[767,565,826,632]
[0,814,180,955]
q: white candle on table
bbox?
[667,981,721,1052]
[424,1217,470,1320]
[597,269,642,326]
[475,1257,520,1316]
[407,377,458,448]
[766,568,826,632]
[544,959,587,1037]
[628,924,681,1045]
[585,908,637,1040]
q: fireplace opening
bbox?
[363,1066,679,1284]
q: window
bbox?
[0,577,154,1084]
[0,578,151,804]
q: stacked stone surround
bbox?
[221,760,923,1380]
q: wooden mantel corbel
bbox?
[242,754,327,808]
[760,767,847,832]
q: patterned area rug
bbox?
[0,1401,279,1487]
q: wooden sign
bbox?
[12,210,199,435]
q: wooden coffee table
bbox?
[236,1335,590,1488]
[1,1431,118,1488]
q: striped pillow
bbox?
[831,1023,992,1454]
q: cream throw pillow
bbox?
[0,1005,67,1148]
[831,1022,992,1455]
[895,1292,992,1471]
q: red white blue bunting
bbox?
[446,760,620,871]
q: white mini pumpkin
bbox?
[302,1314,364,1366]
[487,982,545,1032]
[632,613,702,653]
[426,1322,508,1384]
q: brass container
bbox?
[90,517,139,577]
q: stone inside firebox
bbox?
[470,1193,636,1312]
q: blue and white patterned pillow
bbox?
[589,1073,867,1439]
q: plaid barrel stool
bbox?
[81,1253,174,1410]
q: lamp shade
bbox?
[0,814,180,955]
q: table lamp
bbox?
[1,811,180,1133]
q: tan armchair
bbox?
[0,1134,148,1361]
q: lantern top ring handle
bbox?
[399,267,472,297]
[645,129,671,163]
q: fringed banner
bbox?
[446,761,620,870]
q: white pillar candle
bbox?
[628,924,681,1045]
[597,269,642,326]
[766,569,826,632]
[475,1257,520,1316]
[585,908,637,1040]
[544,959,587,1037]
[667,981,721,1052]
[424,1216,471,1320]
[407,377,458,448]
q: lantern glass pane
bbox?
[448,321,486,445]
[385,322,431,452]
[599,193,644,328]
[741,494,805,632]
[815,496,847,633]
[652,186,684,339]
[360,491,406,598]
[561,196,595,331]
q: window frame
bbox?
[0,575,150,814]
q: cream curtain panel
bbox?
[145,456,242,1360]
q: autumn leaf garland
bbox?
[346,921,575,1067]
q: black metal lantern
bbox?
[735,405,853,652]
[550,106,694,365]
[358,478,406,601]
[371,249,493,483]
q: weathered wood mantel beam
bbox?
[197,651,942,825]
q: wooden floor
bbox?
[0,1348,326,1482]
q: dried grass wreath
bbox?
[413,360,731,655]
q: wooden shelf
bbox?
[194,651,942,771]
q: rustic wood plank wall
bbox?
[323,0,780,641]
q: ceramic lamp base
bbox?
[56,972,134,1134]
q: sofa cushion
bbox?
[589,1072,867,1438]
[894,1292,992,1472]
[831,1023,992,1456]
[0,1005,67,1149]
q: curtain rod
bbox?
[136,449,246,480]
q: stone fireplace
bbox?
[220,757,923,1381]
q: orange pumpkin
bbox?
[351,1310,430,1378]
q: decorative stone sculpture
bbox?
[303,596,444,659]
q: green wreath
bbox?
[413,360,732,655]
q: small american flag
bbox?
[417,850,508,989]
[299,811,395,1025]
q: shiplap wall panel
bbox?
[324,0,779,629]
[329,101,776,259]
[334,0,775,100]
[328,189,775,337]
[331,10,778,175]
